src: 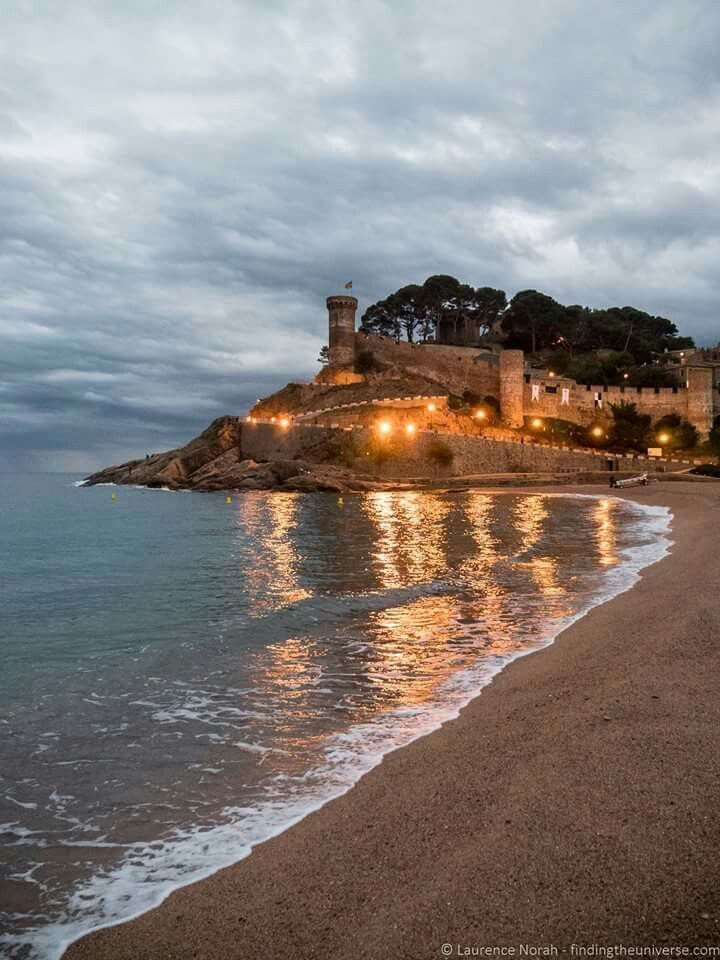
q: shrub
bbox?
[542,417,589,446]
[608,402,652,453]
[654,414,698,451]
[355,350,381,374]
[483,395,500,416]
[364,435,395,465]
[462,389,484,407]
[426,440,454,467]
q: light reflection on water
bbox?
[0,488,668,960]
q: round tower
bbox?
[327,295,357,368]
[499,349,525,428]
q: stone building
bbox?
[321,295,717,439]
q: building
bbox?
[323,295,717,439]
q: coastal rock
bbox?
[83,416,243,489]
[82,415,371,494]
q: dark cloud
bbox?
[1,0,719,471]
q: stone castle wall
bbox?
[239,421,684,479]
[524,378,691,425]
[322,300,716,438]
[357,333,501,400]
[356,337,714,436]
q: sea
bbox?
[0,474,672,960]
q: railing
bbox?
[294,394,447,421]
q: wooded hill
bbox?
[360,275,695,387]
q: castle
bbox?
[325,295,719,439]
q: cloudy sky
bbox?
[1,0,719,471]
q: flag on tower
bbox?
[344,281,353,290]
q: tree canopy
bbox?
[360,276,694,383]
[360,276,507,344]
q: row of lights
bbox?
[248,409,674,448]
[547,371,632,381]
[246,415,291,428]
[531,416,672,447]
[377,420,416,436]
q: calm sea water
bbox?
[0,475,671,959]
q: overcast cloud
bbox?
[1,0,719,471]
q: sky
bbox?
[1,0,719,472]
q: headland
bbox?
[82,291,719,492]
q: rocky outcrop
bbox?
[82,416,390,494]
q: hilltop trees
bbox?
[501,290,571,354]
[608,402,652,452]
[360,276,694,384]
[360,276,507,344]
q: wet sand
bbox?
[65,482,720,958]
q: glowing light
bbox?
[531,418,543,429]
[405,423,416,435]
[427,402,436,413]
[623,372,629,380]
[591,426,604,438]
[279,417,290,428]
[548,371,556,378]
[377,420,392,435]
[658,432,670,445]
[474,409,487,419]
[270,416,276,423]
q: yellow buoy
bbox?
[225,496,232,504]
[111,491,117,500]
[337,496,344,505]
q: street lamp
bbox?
[658,432,671,446]
[531,418,543,429]
[591,426,604,439]
[405,423,416,436]
[377,420,392,435]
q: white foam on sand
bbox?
[5,496,672,960]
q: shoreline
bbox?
[64,482,720,958]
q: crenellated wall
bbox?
[524,378,692,425]
[322,301,716,437]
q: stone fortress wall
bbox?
[356,333,501,400]
[240,420,689,480]
[342,313,717,439]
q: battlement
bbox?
[323,294,715,438]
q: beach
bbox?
[63,481,720,958]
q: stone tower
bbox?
[499,350,525,428]
[686,365,713,439]
[327,295,358,368]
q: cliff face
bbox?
[82,416,383,493]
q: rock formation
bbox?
[82,417,391,493]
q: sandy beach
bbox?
[64,481,720,959]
